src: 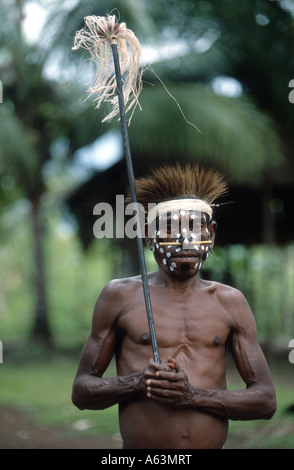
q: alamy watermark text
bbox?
[93,195,204,241]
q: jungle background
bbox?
[0,0,294,449]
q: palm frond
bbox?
[127,83,283,185]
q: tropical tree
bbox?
[0,0,108,344]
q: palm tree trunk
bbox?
[30,194,52,346]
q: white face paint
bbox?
[150,208,214,278]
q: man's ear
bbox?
[209,220,217,248]
[145,223,153,250]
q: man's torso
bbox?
[114,275,234,449]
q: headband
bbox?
[147,198,213,224]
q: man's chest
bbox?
[117,289,232,352]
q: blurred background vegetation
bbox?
[0,0,294,449]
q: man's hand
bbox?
[143,357,195,408]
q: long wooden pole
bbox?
[111,43,160,363]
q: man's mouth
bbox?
[171,251,199,258]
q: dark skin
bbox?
[72,210,276,449]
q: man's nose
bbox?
[178,233,185,243]
[178,232,193,243]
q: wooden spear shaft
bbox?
[111,43,160,363]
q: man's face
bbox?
[147,210,216,280]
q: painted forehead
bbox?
[147,198,213,225]
[160,210,208,221]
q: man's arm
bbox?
[144,290,277,420]
[72,280,145,410]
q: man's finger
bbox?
[167,357,181,372]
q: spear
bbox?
[73,15,160,363]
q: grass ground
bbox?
[0,349,293,449]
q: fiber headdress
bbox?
[72,14,143,123]
[130,162,228,221]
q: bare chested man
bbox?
[72,163,276,449]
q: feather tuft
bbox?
[128,163,228,213]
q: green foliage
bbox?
[0,204,118,347]
[128,83,283,184]
[201,244,294,342]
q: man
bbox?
[72,163,276,449]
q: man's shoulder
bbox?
[101,275,142,298]
[208,280,253,324]
[207,280,247,305]
[93,275,143,322]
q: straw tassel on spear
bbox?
[73,15,160,363]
